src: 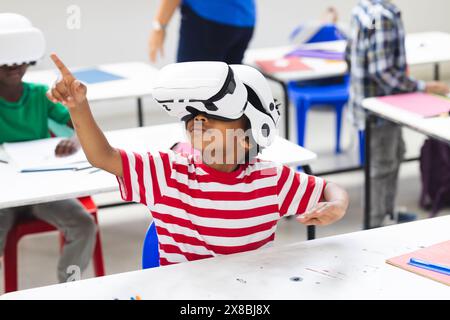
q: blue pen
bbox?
[408,258,450,276]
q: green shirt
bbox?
[0,82,71,144]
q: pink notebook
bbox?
[255,57,312,74]
[377,93,450,118]
[386,240,450,286]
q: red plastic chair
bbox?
[3,196,105,293]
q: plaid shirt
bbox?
[346,0,425,129]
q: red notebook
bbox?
[386,240,450,286]
[255,57,312,73]
[377,93,450,118]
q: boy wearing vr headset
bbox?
[0,14,96,283]
[48,54,349,266]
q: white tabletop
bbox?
[405,31,450,66]
[244,41,348,82]
[23,61,159,101]
[0,123,316,210]
[362,96,450,143]
[244,32,450,82]
[2,215,449,300]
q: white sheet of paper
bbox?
[299,40,347,52]
[3,138,88,171]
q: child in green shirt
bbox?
[0,80,71,144]
[0,13,96,284]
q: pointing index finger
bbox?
[50,53,75,81]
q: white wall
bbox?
[2,0,449,130]
[3,0,450,69]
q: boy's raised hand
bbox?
[46,53,87,109]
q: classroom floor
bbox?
[1,93,449,293]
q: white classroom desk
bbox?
[405,32,450,67]
[362,97,450,143]
[244,31,450,138]
[244,31,450,82]
[23,62,159,127]
[244,40,348,82]
[0,123,317,210]
[2,215,449,300]
[361,95,450,230]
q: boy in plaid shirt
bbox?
[346,0,449,228]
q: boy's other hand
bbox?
[47,53,87,109]
[425,81,450,95]
[54,137,80,157]
[297,200,346,226]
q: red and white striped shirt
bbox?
[117,149,326,266]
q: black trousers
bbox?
[177,4,254,64]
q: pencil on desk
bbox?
[20,167,76,173]
[0,159,8,164]
[75,166,94,171]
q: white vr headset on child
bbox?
[152,62,280,148]
[0,13,45,66]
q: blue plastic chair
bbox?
[288,24,350,155]
[142,221,160,269]
[288,75,350,154]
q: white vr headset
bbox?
[0,13,45,66]
[152,62,280,148]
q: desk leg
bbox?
[303,165,316,240]
[363,114,374,230]
[307,226,316,241]
[137,98,144,127]
[281,81,290,140]
[434,63,440,81]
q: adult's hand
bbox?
[148,0,181,63]
[149,29,166,63]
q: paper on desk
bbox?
[285,48,345,60]
[297,40,347,53]
[378,93,450,118]
[3,138,88,171]
[72,68,125,84]
[386,240,450,286]
[255,56,313,73]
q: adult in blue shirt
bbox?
[149,0,255,64]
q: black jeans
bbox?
[177,4,254,64]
